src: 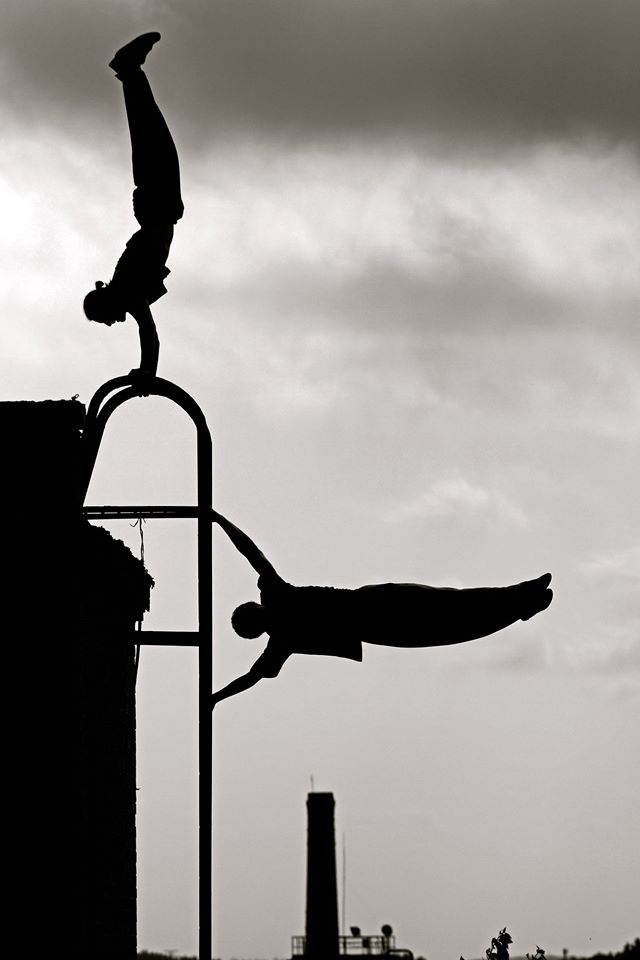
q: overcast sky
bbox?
[1,1,638,958]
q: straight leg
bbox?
[356,575,552,647]
[119,67,184,224]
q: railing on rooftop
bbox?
[291,935,414,958]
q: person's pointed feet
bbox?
[520,572,553,620]
[109,32,161,74]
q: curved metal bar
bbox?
[85,374,136,426]
[80,374,213,960]
[82,376,212,502]
[81,374,140,504]
[80,385,141,504]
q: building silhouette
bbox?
[5,399,151,959]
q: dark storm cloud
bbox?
[2,0,639,148]
[0,1,136,135]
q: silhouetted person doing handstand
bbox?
[83,32,183,377]
[210,510,553,707]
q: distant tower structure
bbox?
[305,792,340,960]
[291,791,415,960]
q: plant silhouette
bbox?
[487,930,514,960]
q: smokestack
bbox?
[305,792,340,960]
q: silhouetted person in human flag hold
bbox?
[209,510,553,707]
[83,32,183,380]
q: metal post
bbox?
[195,395,213,960]
[81,374,214,960]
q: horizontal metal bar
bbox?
[136,630,200,647]
[84,505,204,520]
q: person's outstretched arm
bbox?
[211,643,287,707]
[211,510,278,578]
[211,663,265,708]
[129,299,159,375]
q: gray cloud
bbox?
[2,0,640,149]
[1,1,126,131]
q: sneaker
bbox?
[520,573,553,620]
[109,32,161,73]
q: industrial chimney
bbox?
[305,792,340,960]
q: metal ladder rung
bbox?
[84,505,203,520]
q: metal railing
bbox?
[80,373,213,960]
[291,934,414,958]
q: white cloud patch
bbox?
[526,338,640,442]
[540,544,640,683]
[384,474,528,528]
[217,327,353,417]
[551,622,640,677]
[3,123,639,369]
[580,544,640,580]
[181,140,640,305]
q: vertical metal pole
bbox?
[197,425,213,960]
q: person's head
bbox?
[231,601,268,639]
[83,282,126,326]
